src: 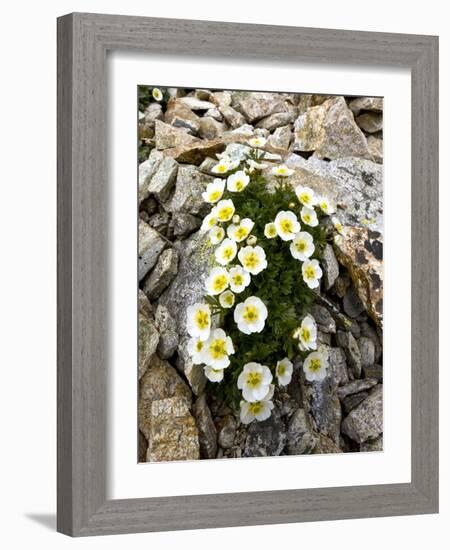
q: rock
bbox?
[158,231,212,393]
[243,409,286,457]
[178,97,215,111]
[327,347,350,385]
[360,322,382,363]
[286,409,317,454]
[138,289,152,317]
[164,99,201,135]
[139,355,192,441]
[322,244,340,290]
[310,304,336,333]
[348,96,383,116]
[342,392,369,414]
[147,156,178,202]
[138,313,159,379]
[317,331,331,346]
[138,221,167,281]
[142,247,179,300]
[356,112,383,134]
[313,434,343,454]
[255,110,296,131]
[336,330,362,379]
[337,379,378,400]
[210,90,232,108]
[367,135,383,163]
[334,227,383,326]
[334,312,361,338]
[267,125,292,151]
[194,89,212,100]
[147,397,200,462]
[358,337,376,369]
[232,91,288,123]
[139,430,148,461]
[154,305,179,359]
[164,165,213,216]
[193,394,217,459]
[343,285,366,318]
[140,196,158,216]
[154,120,200,150]
[142,102,164,127]
[198,117,226,140]
[147,211,170,235]
[139,150,163,203]
[333,273,351,298]
[205,107,223,121]
[217,415,237,449]
[341,385,383,444]
[360,435,383,452]
[293,97,372,160]
[172,213,201,237]
[362,364,383,382]
[219,105,247,128]
[284,155,383,231]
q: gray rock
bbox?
[172,213,201,237]
[138,289,152,317]
[243,409,286,457]
[142,247,179,300]
[142,102,164,127]
[317,331,331,346]
[219,105,247,128]
[358,336,376,369]
[154,305,179,359]
[140,196,158,216]
[267,125,292,150]
[367,135,383,163]
[334,312,361,338]
[337,378,378,400]
[154,120,200,150]
[332,272,351,298]
[164,99,201,135]
[139,430,148,461]
[175,339,207,396]
[147,211,170,235]
[139,150,163,204]
[178,97,216,111]
[293,96,372,160]
[310,305,336,333]
[164,165,213,217]
[232,91,288,123]
[286,409,317,454]
[210,90,232,108]
[193,394,217,459]
[348,96,383,116]
[138,220,166,281]
[341,385,383,444]
[205,107,223,121]
[360,321,382,363]
[198,117,226,140]
[322,244,340,290]
[217,415,237,449]
[360,435,383,452]
[147,156,178,202]
[342,391,369,414]
[336,330,362,379]
[255,110,296,131]
[327,347,350,386]
[362,364,383,382]
[138,313,159,379]
[356,112,383,134]
[343,285,366,318]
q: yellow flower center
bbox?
[218,207,233,220]
[235,180,244,191]
[300,193,311,205]
[303,214,311,223]
[209,190,221,202]
[280,219,293,233]
[267,226,276,237]
[320,201,327,211]
[233,274,243,286]
[304,265,316,280]
[195,310,209,329]
[213,275,228,293]
[246,371,262,388]
[216,164,227,173]
[222,246,234,260]
[277,168,287,175]
[235,226,248,240]
[296,240,306,252]
[208,216,217,228]
[224,294,233,306]
[243,252,259,269]
[278,364,286,376]
[209,339,227,360]
[195,341,203,352]
[243,305,259,323]
[308,358,322,372]
[301,327,311,342]
[248,401,263,414]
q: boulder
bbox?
[336,330,362,379]
[193,394,217,459]
[138,220,166,281]
[341,385,383,444]
[163,165,213,217]
[267,125,292,151]
[367,135,383,163]
[286,409,317,454]
[348,96,383,116]
[243,409,286,457]
[321,244,340,290]
[337,379,378,400]
[146,156,178,202]
[232,91,288,123]
[255,110,296,131]
[164,99,201,135]
[154,305,179,359]
[142,247,179,300]
[138,312,159,379]
[138,149,163,204]
[154,120,200,150]
[217,415,237,449]
[356,112,383,134]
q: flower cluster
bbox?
[186,139,342,423]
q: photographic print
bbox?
[138,87,383,462]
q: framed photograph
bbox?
[57,13,438,536]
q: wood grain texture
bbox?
[57,12,439,537]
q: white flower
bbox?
[227,218,254,242]
[227,170,250,193]
[295,315,317,351]
[246,235,257,246]
[248,136,267,148]
[295,186,317,207]
[209,225,225,245]
[234,296,268,334]
[187,337,206,365]
[201,179,225,204]
[201,328,234,369]
[264,222,277,239]
[238,245,267,275]
[303,348,329,382]
[201,208,218,232]
[215,238,237,265]
[229,266,251,293]
[204,366,225,382]
[215,199,235,222]
[186,303,211,341]
[271,164,294,177]
[240,398,274,424]
[276,357,293,386]
[302,259,323,289]
[300,206,319,227]
[274,210,301,241]
[152,88,163,101]
[219,290,235,309]
[317,196,335,215]
[332,216,344,234]
[211,158,231,174]
[205,266,229,295]
[237,362,273,402]
[289,231,315,261]
[247,159,268,172]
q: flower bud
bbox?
[232,214,241,225]
[247,235,257,246]
[288,202,296,210]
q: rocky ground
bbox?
[138,88,383,461]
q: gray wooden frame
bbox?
[57,12,439,537]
